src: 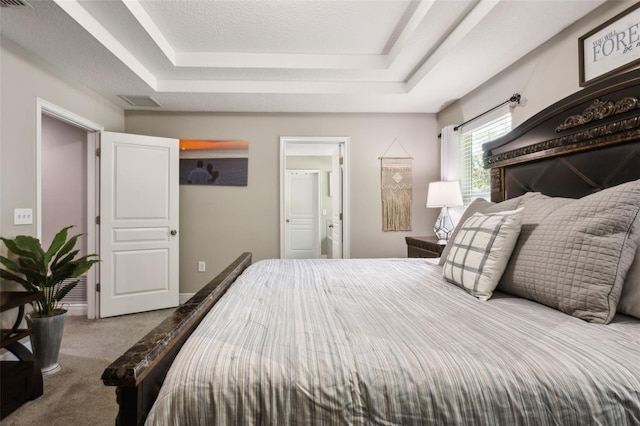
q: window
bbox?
[458,109,511,205]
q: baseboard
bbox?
[64,303,87,317]
[179,293,195,305]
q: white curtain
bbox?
[439,125,463,226]
[440,125,460,182]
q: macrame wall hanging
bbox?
[379,139,413,232]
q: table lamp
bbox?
[426,181,463,244]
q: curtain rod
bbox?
[454,93,521,131]
[438,93,521,138]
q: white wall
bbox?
[125,112,439,293]
[437,1,638,130]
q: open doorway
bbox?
[40,115,89,316]
[36,99,102,319]
[36,100,180,319]
[280,137,350,259]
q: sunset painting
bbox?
[179,139,249,186]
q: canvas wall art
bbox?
[179,139,249,186]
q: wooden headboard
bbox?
[484,68,640,202]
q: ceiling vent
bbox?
[0,0,32,8]
[118,95,162,108]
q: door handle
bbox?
[328,224,334,228]
[170,229,177,236]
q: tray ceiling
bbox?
[0,0,606,113]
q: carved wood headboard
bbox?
[483,68,640,202]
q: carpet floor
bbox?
[1,308,174,426]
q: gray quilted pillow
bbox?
[617,250,640,319]
[498,179,640,324]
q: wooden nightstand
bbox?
[405,236,445,258]
[1,291,44,419]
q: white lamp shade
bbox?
[426,181,463,207]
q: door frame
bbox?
[36,98,103,319]
[279,136,350,259]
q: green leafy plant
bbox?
[0,226,99,317]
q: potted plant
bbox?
[0,226,99,374]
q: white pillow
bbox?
[443,208,523,301]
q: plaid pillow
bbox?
[443,208,523,300]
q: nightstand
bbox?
[1,291,44,419]
[405,236,445,258]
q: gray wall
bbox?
[125,112,440,293]
[7,0,628,297]
[437,1,637,130]
[0,37,124,337]
[0,37,124,243]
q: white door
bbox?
[330,147,343,259]
[285,170,321,259]
[99,131,179,318]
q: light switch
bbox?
[14,208,33,225]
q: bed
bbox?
[102,68,640,426]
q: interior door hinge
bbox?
[96,283,100,292]
[96,216,100,225]
[96,147,101,157]
[339,157,344,165]
[339,213,343,220]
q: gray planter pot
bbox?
[26,309,67,375]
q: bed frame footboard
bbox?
[101,252,252,426]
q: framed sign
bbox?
[579,2,640,87]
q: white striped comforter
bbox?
[145,258,640,425]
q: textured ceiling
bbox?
[0,0,607,113]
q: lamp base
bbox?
[433,207,455,244]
